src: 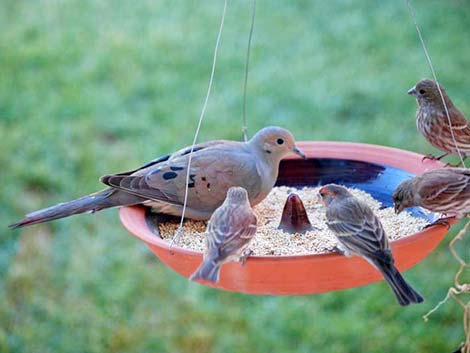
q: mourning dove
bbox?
[10,126,306,228]
[190,186,257,283]
[319,184,424,306]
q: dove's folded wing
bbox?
[101,145,262,211]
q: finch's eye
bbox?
[419,89,425,95]
[276,138,284,145]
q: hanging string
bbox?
[242,0,257,142]
[423,217,470,353]
[171,0,228,247]
[406,2,470,350]
[405,0,466,168]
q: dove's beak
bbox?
[293,146,307,160]
[407,86,417,96]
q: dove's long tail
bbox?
[9,188,144,229]
[371,257,424,306]
[190,258,222,283]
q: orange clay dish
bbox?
[119,141,457,295]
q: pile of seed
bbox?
[159,186,429,256]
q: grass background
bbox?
[1,0,470,352]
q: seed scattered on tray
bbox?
[158,186,429,256]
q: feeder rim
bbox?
[119,140,458,260]
[119,205,458,260]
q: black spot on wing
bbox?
[180,146,204,156]
[163,172,178,180]
[139,154,171,169]
[170,166,184,171]
[188,174,196,188]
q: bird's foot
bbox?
[332,245,352,257]
[332,246,345,255]
[423,217,453,230]
[444,153,467,167]
[444,161,465,168]
[421,152,449,163]
[240,249,254,266]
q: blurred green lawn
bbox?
[1,0,470,352]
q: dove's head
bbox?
[250,126,306,162]
[392,179,418,214]
[408,79,452,108]
[226,186,249,204]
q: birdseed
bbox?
[158,186,429,256]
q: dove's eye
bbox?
[276,138,284,145]
[419,89,425,95]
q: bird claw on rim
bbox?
[444,161,464,168]
[421,152,449,163]
[240,249,254,266]
[421,154,437,162]
[332,246,345,255]
[423,218,452,230]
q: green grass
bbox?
[1,0,470,352]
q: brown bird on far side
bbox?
[393,167,470,220]
[409,78,469,164]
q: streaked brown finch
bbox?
[409,78,469,163]
[319,184,424,306]
[190,187,258,283]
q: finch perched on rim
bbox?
[319,184,424,306]
[393,167,470,219]
[190,186,258,283]
[408,78,469,163]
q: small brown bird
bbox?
[409,78,470,163]
[190,187,258,283]
[319,184,424,306]
[393,167,470,219]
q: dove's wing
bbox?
[101,143,262,211]
[326,197,389,258]
[107,140,229,177]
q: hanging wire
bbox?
[171,0,228,247]
[406,2,470,351]
[242,0,257,142]
[405,0,466,168]
[423,218,470,353]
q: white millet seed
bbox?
[159,186,429,256]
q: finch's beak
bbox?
[293,146,307,160]
[407,86,417,96]
[394,203,402,214]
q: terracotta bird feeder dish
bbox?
[119,141,457,295]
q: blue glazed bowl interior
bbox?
[277,158,436,222]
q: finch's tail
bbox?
[372,258,424,306]
[9,188,143,229]
[190,259,222,283]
